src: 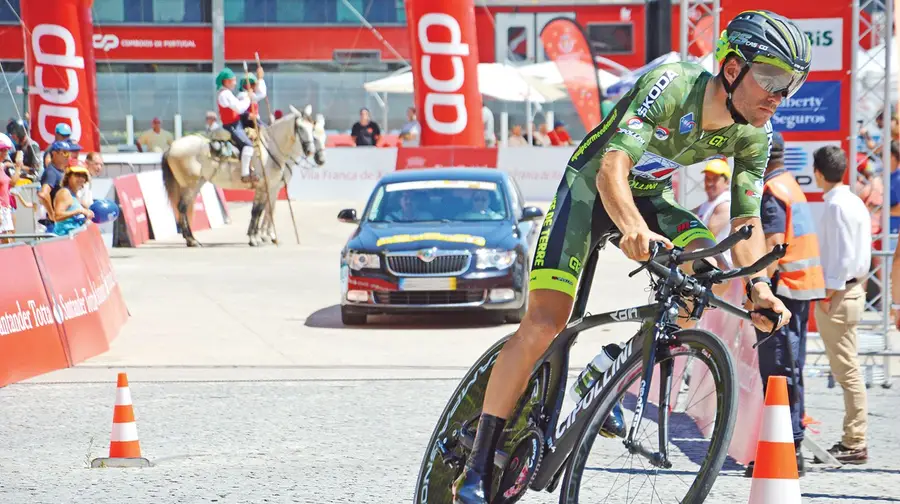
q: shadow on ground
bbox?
[303,304,512,330]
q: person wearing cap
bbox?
[238,65,267,129]
[37,139,81,227]
[215,67,257,183]
[547,120,573,146]
[51,159,93,236]
[43,123,73,168]
[137,117,174,153]
[742,131,825,477]
[7,119,42,181]
[693,157,734,266]
[205,111,221,134]
[0,132,22,242]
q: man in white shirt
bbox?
[693,158,733,267]
[399,107,420,147]
[812,145,871,465]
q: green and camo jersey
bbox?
[569,61,772,219]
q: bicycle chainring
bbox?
[493,426,544,504]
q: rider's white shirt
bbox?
[217,88,251,114]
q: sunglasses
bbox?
[748,61,807,98]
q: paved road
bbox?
[2,201,898,504]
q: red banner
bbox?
[190,193,211,232]
[540,17,602,131]
[21,0,100,152]
[0,244,69,387]
[114,174,150,247]
[405,0,485,147]
[79,224,129,332]
[92,26,213,61]
[396,147,498,170]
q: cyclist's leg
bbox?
[454,167,608,502]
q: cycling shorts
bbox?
[529,166,716,298]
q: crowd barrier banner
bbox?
[113,173,150,247]
[0,243,70,387]
[32,233,111,365]
[90,177,117,249]
[136,170,178,240]
[690,279,765,466]
[79,224,129,332]
[189,192,211,232]
[201,182,226,228]
[395,146,498,170]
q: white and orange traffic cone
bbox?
[91,373,151,468]
[748,375,800,504]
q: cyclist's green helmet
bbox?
[239,74,257,91]
[216,68,236,89]
[715,10,812,123]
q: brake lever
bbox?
[751,308,783,349]
[628,242,661,278]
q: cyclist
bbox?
[453,10,811,503]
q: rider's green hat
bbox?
[239,73,258,91]
[216,68,236,89]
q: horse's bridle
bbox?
[258,117,317,180]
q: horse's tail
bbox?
[161,150,180,210]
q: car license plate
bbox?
[399,277,457,291]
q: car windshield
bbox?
[366,179,509,223]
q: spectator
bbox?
[205,111,221,134]
[78,152,103,207]
[532,122,551,146]
[812,145,871,465]
[854,152,883,236]
[7,119,42,181]
[399,107,420,147]
[137,117,175,153]
[693,158,732,254]
[507,125,528,146]
[743,132,825,477]
[51,160,93,236]
[548,120,574,146]
[43,123,73,167]
[483,105,496,147]
[885,141,900,250]
[350,108,381,147]
[38,139,80,231]
[0,134,20,243]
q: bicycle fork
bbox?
[623,304,678,469]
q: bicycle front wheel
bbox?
[560,328,739,504]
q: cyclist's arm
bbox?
[593,66,682,235]
[730,122,772,290]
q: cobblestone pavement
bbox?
[2,202,896,504]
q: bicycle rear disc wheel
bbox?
[560,329,738,504]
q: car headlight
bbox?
[476,249,517,270]
[347,251,381,271]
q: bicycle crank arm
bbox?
[436,437,466,470]
[458,430,511,470]
[624,439,673,469]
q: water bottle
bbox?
[570,344,623,401]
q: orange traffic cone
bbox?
[91,373,151,468]
[748,375,800,504]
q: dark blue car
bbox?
[337,168,545,325]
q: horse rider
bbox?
[239,66,267,130]
[215,67,257,184]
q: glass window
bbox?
[367,180,509,223]
[586,23,634,55]
[0,0,19,23]
[93,0,211,23]
[224,0,404,24]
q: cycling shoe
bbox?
[599,401,627,438]
[452,467,489,504]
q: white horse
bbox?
[162,105,325,247]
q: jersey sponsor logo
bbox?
[616,127,645,145]
[676,220,701,233]
[629,179,659,191]
[679,113,695,134]
[636,69,678,117]
[631,151,682,180]
[626,117,643,130]
[708,134,728,147]
[569,110,618,163]
[568,256,582,274]
[654,126,670,140]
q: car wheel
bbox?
[341,307,367,326]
